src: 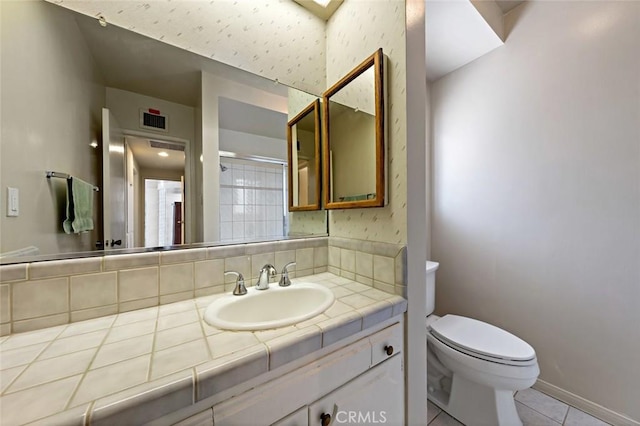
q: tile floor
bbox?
[427,388,611,426]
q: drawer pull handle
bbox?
[320,413,332,426]
[384,345,394,356]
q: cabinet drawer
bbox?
[370,322,402,366]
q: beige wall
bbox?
[105,88,196,143]
[48,0,326,96]
[431,1,640,421]
[0,1,105,256]
[326,0,407,245]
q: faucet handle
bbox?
[225,271,247,296]
[279,261,296,287]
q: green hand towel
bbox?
[63,177,94,234]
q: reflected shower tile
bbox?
[220,225,233,240]
[245,188,256,204]
[232,223,245,240]
[255,221,267,237]
[244,170,255,187]
[266,172,276,188]
[220,188,232,205]
[220,167,232,185]
[245,222,256,239]
[232,168,244,186]
[220,205,232,222]
[232,188,244,205]
[232,205,245,221]
[245,205,256,221]
[256,189,266,205]
[255,170,266,187]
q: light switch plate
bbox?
[7,187,19,217]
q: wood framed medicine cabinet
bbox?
[287,99,322,211]
[322,48,387,210]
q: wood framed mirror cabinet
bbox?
[287,99,322,211]
[322,48,387,210]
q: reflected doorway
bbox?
[124,135,188,248]
[144,179,183,246]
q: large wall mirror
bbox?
[322,49,387,209]
[0,0,327,262]
[287,100,321,212]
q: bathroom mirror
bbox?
[322,49,387,209]
[287,100,321,211]
[0,0,328,262]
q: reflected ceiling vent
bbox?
[149,140,185,152]
[140,108,169,132]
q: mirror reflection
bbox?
[323,49,386,209]
[0,0,327,261]
[288,100,321,211]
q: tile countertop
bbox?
[0,272,407,426]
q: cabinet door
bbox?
[308,355,404,426]
[272,406,308,426]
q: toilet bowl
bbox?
[426,262,540,426]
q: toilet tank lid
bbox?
[426,261,439,272]
[430,315,536,362]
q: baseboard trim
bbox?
[533,379,639,426]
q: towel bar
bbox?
[46,171,99,192]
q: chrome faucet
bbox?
[256,264,277,290]
[279,261,296,287]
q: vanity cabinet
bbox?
[308,355,403,426]
[212,322,404,426]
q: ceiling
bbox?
[127,137,185,172]
[494,1,526,14]
[426,0,526,82]
[74,11,288,108]
[219,98,287,140]
[291,0,344,21]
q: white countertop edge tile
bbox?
[0,272,406,425]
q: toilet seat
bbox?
[429,315,537,367]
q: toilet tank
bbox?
[426,261,440,316]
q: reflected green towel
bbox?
[63,177,94,234]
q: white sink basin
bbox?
[203,283,335,331]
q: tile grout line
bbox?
[145,307,161,382]
[0,327,64,396]
[63,316,117,411]
[562,405,570,425]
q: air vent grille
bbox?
[139,109,169,132]
[143,112,165,129]
[149,140,185,152]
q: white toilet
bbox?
[426,261,540,426]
